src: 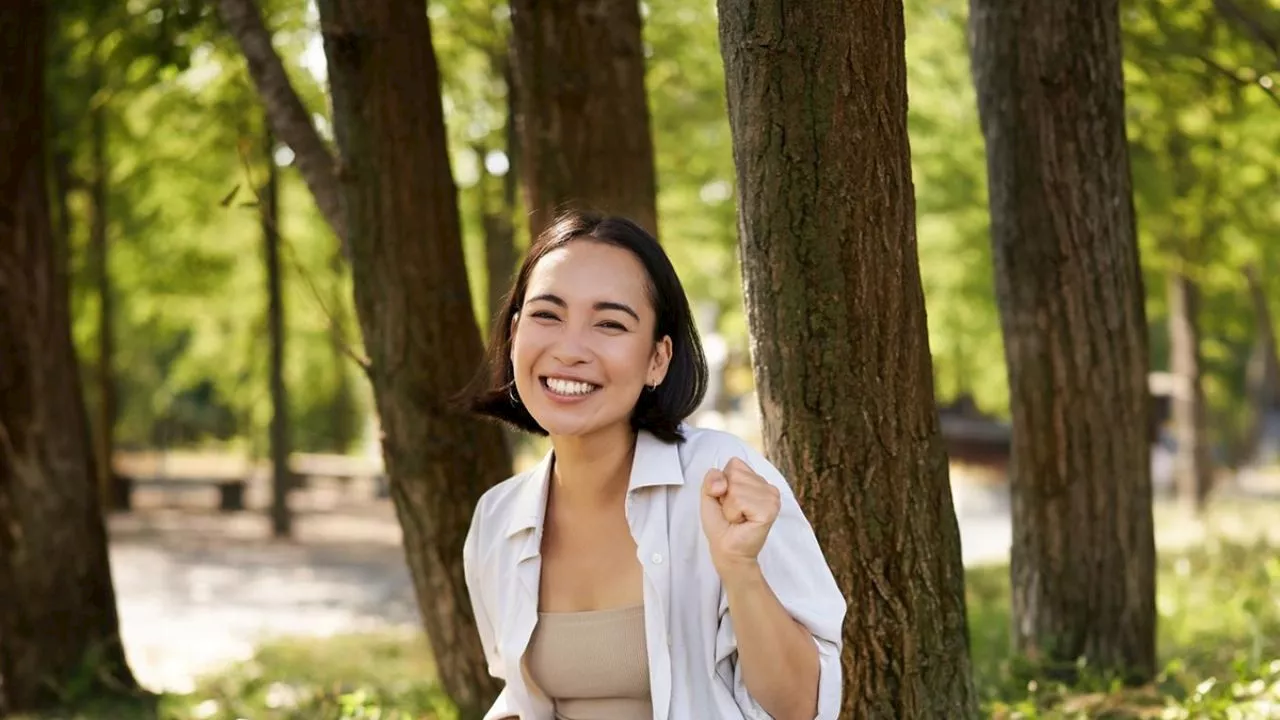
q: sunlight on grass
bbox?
[166,631,451,720]
[971,537,1280,718]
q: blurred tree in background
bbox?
[53,0,362,462]
[970,0,1157,685]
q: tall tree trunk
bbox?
[717,3,977,717]
[327,247,359,453]
[0,0,137,709]
[50,151,74,261]
[317,0,511,715]
[509,0,658,238]
[480,54,522,457]
[89,72,117,514]
[1167,270,1212,511]
[263,129,292,538]
[483,56,519,326]
[481,179,517,329]
[969,0,1157,683]
[1244,263,1280,465]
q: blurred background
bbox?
[4,0,1279,717]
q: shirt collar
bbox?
[505,427,687,538]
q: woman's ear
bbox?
[649,335,673,386]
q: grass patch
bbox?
[169,631,453,719]
[972,537,1280,718]
[13,633,451,720]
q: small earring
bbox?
[508,385,521,405]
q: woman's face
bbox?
[511,239,672,440]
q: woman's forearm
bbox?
[722,560,820,720]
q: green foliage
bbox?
[905,0,1008,415]
[51,0,368,455]
[643,0,744,342]
[1124,0,1280,449]
[50,0,1280,453]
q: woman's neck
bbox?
[548,423,637,508]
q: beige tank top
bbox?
[524,604,653,720]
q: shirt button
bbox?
[651,553,664,565]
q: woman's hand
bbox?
[699,457,782,580]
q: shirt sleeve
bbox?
[463,501,520,720]
[713,443,847,720]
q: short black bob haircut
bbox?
[467,209,707,444]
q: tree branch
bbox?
[233,138,372,377]
[1213,0,1280,67]
[217,0,349,254]
[1196,52,1280,109]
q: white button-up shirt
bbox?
[463,425,847,719]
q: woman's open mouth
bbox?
[541,376,601,400]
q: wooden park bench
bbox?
[111,452,253,512]
[112,472,248,512]
[938,395,1012,476]
[289,452,387,497]
[110,451,387,512]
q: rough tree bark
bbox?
[317,0,511,715]
[0,0,137,709]
[717,3,977,717]
[509,0,658,238]
[1167,270,1212,511]
[969,0,1158,682]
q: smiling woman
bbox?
[470,211,706,443]
[462,210,846,720]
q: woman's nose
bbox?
[550,325,591,365]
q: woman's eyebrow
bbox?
[525,293,566,308]
[594,301,640,322]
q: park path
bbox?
[109,505,420,693]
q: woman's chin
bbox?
[530,407,627,441]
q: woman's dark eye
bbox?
[598,321,627,331]
[531,311,559,321]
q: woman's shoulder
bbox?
[676,424,781,479]
[676,422,752,455]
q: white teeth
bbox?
[546,378,597,396]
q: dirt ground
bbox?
[108,482,418,693]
